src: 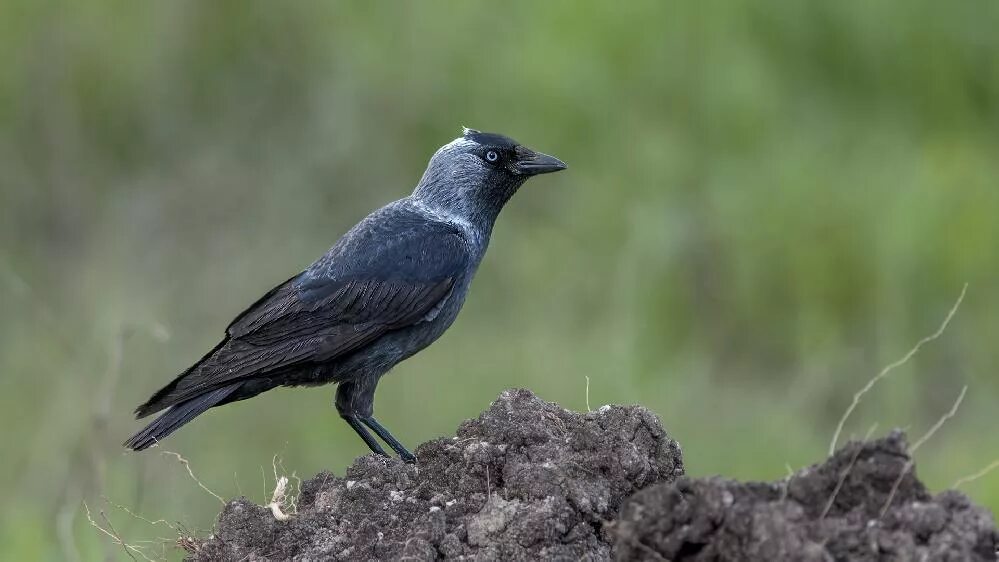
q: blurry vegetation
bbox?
[1,1,997,559]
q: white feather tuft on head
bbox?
[462,126,481,137]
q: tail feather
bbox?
[124,384,240,451]
[134,339,229,418]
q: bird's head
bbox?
[413,128,566,227]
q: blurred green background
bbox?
[2,1,997,559]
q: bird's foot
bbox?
[360,416,417,463]
[343,413,418,463]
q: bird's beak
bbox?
[513,149,568,176]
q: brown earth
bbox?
[615,430,997,561]
[187,389,997,561]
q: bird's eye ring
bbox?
[485,150,499,163]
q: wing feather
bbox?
[137,212,470,415]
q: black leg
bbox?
[335,378,413,462]
[361,416,416,463]
[342,415,389,458]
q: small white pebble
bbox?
[598,405,612,413]
[389,491,404,502]
[346,480,356,490]
[430,506,441,512]
[446,499,457,507]
[722,491,734,507]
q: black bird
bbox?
[124,128,566,461]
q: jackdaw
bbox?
[124,128,566,461]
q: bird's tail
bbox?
[123,384,240,451]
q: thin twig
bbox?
[585,376,592,412]
[289,472,303,507]
[829,284,967,456]
[162,451,225,505]
[103,496,177,531]
[83,502,154,562]
[953,459,999,489]
[909,385,967,454]
[100,510,138,562]
[821,423,878,519]
[880,386,967,518]
[175,523,202,556]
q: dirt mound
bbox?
[614,430,998,561]
[188,391,997,561]
[191,388,684,561]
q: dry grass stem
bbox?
[162,451,225,505]
[829,283,967,456]
[175,523,202,556]
[821,423,878,520]
[585,376,592,412]
[908,385,967,454]
[953,459,999,489]
[880,386,968,518]
[83,501,154,562]
[103,496,177,531]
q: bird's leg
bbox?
[341,414,390,458]
[335,378,413,461]
[360,416,416,463]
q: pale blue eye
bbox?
[485,150,499,162]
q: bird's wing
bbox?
[140,213,470,414]
[226,221,467,345]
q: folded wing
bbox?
[135,214,470,417]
